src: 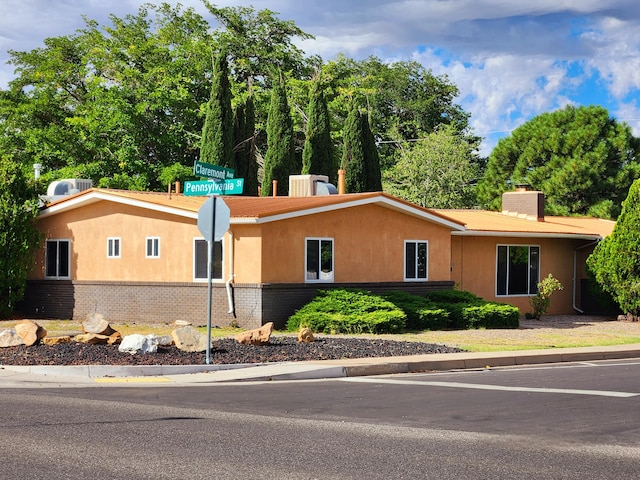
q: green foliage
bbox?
[233,96,259,195]
[384,125,480,208]
[158,162,194,187]
[588,179,640,315]
[0,159,42,318]
[302,79,335,181]
[382,291,449,330]
[200,53,234,169]
[528,274,563,320]
[287,289,407,334]
[477,105,640,218]
[341,102,382,192]
[425,289,519,329]
[262,72,297,196]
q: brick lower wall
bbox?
[19,280,455,329]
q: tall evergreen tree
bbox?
[262,72,296,196]
[361,111,383,191]
[0,159,42,318]
[302,80,334,181]
[588,179,640,315]
[200,52,234,169]
[341,102,382,192]
[233,95,258,195]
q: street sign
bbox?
[184,178,244,196]
[194,160,234,180]
[197,196,230,242]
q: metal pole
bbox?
[205,195,217,365]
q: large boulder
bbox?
[14,320,47,346]
[235,322,274,345]
[119,334,159,355]
[82,313,115,336]
[0,328,25,348]
[172,326,208,353]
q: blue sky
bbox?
[1,0,639,157]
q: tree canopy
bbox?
[477,105,640,218]
[587,179,640,315]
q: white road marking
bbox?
[341,377,639,398]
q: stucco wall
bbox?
[451,235,592,315]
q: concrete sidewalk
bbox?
[1,343,640,387]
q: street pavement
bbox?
[2,343,640,387]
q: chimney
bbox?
[338,169,345,195]
[501,185,545,221]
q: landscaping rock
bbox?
[14,320,47,346]
[235,322,274,345]
[298,327,315,343]
[82,313,115,336]
[119,334,159,355]
[172,326,208,352]
[0,328,25,348]
[74,333,111,345]
[43,336,71,346]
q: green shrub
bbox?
[287,288,407,334]
[462,303,520,329]
[424,289,483,304]
[382,291,449,330]
[528,274,563,320]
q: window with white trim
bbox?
[45,239,70,279]
[405,240,428,281]
[194,238,223,280]
[496,245,539,296]
[146,237,160,258]
[305,238,334,282]
[107,237,121,258]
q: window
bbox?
[107,237,121,258]
[194,239,223,280]
[405,240,428,280]
[45,239,70,279]
[146,237,160,258]
[306,238,333,282]
[496,245,539,296]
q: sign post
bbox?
[197,196,230,364]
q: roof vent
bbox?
[44,179,93,201]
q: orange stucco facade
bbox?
[31,199,453,285]
[450,235,594,315]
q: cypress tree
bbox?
[302,80,334,182]
[342,102,375,193]
[361,112,382,191]
[233,95,258,195]
[200,53,234,169]
[262,72,296,196]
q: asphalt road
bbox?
[2,359,640,479]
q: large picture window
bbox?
[405,240,428,281]
[306,238,333,282]
[45,239,70,279]
[496,245,539,296]
[194,239,223,280]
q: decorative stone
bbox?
[42,336,71,346]
[171,326,208,352]
[82,313,115,336]
[0,328,25,348]
[119,334,159,355]
[155,335,174,346]
[14,320,47,346]
[235,322,274,345]
[297,327,315,343]
[74,333,110,345]
[107,331,122,345]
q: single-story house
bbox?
[20,179,615,328]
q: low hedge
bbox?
[425,290,520,329]
[382,291,449,330]
[287,289,407,334]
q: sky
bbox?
[1,0,639,157]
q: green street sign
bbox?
[194,160,234,180]
[184,179,244,196]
